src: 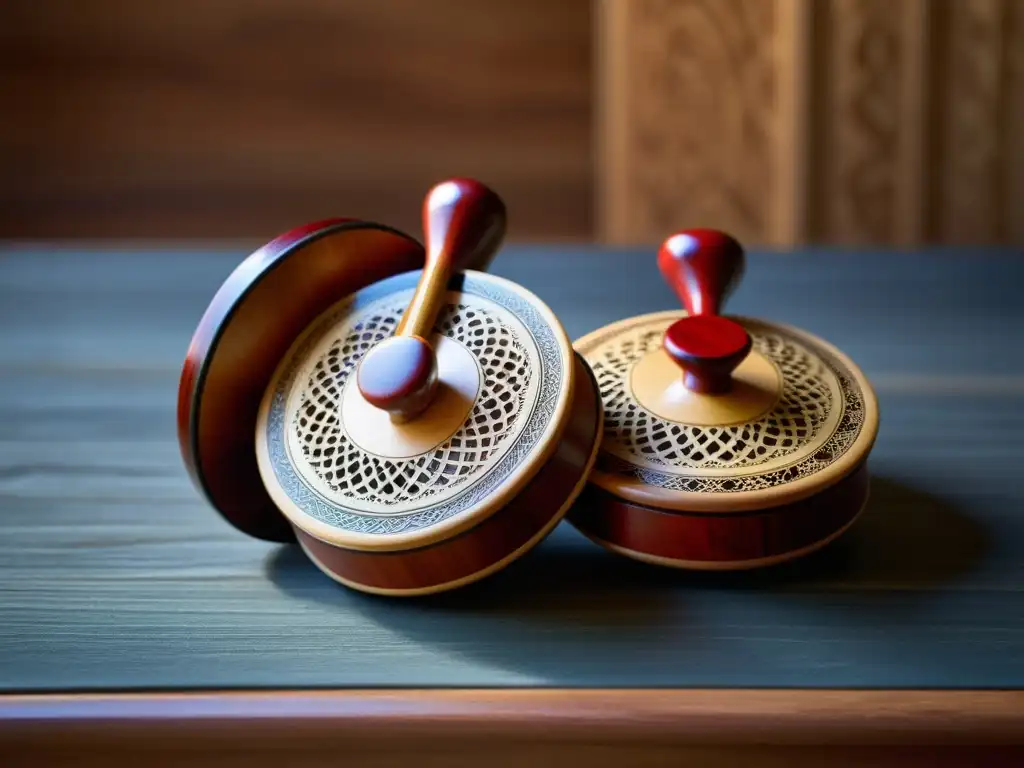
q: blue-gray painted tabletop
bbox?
[1,243,1022,692]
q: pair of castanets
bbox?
[178,178,879,596]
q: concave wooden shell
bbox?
[569,309,880,570]
[177,219,425,543]
[254,269,603,596]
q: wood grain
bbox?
[814,0,906,243]
[934,0,1012,243]
[0,0,592,241]
[2,690,1023,766]
[1,244,1024,695]
[599,0,778,245]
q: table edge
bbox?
[1,689,1023,746]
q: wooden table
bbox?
[2,243,1023,765]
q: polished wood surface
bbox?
[358,178,507,420]
[176,221,424,541]
[1,244,1023,693]
[0,0,592,242]
[2,690,1023,766]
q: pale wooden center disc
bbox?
[630,347,781,427]
[341,336,481,459]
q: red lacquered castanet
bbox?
[357,178,507,422]
[178,219,424,542]
[658,229,751,395]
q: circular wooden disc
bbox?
[255,270,576,552]
[574,310,880,514]
[177,219,424,542]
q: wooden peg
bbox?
[657,229,751,394]
[357,178,507,421]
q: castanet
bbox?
[180,182,878,593]
[244,179,603,595]
[568,229,880,570]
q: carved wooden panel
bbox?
[933,0,1021,244]
[1008,0,1024,245]
[599,0,779,246]
[599,0,1024,246]
[813,0,908,243]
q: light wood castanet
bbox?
[570,229,879,569]
[253,182,602,596]
[255,264,602,594]
[296,354,603,595]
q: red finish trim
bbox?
[570,463,870,566]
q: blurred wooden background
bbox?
[600,0,1024,247]
[2,0,1022,246]
[0,0,592,242]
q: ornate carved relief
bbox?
[815,0,905,243]
[600,0,1024,246]
[1007,0,1024,244]
[607,0,777,245]
[936,0,1008,243]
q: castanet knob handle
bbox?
[657,228,745,316]
[657,229,751,395]
[397,178,506,337]
[357,178,507,422]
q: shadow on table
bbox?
[265,475,989,682]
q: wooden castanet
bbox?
[296,355,601,593]
[177,219,424,542]
[569,229,880,570]
[254,179,603,595]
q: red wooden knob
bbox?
[657,229,750,394]
[357,178,507,421]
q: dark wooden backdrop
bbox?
[0,0,592,242]
[4,1,1022,247]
